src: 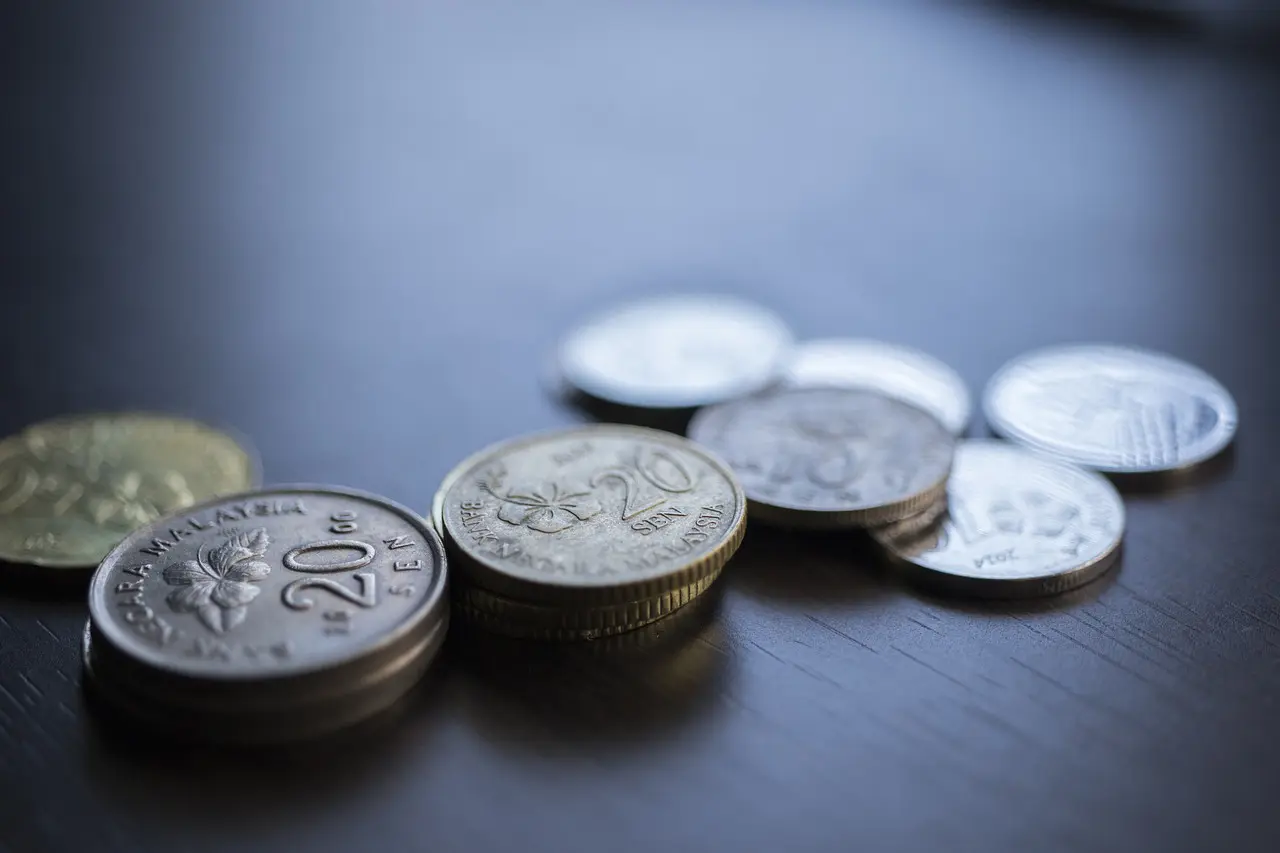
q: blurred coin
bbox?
[874,441,1124,598]
[688,388,955,529]
[0,413,257,568]
[782,338,970,434]
[556,294,792,409]
[86,486,448,728]
[437,425,746,606]
[984,344,1237,474]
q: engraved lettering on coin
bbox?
[782,338,972,434]
[440,425,746,603]
[687,388,955,528]
[984,345,1237,473]
[874,441,1124,597]
[0,414,257,567]
[556,295,793,409]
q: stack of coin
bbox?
[83,486,449,743]
[433,424,747,640]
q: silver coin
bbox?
[688,388,955,528]
[874,441,1124,598]
[87,486,448,702]
[984,344,1237,474]
[556,294,793,409]
[782,338,971,434]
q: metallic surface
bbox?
[984,344,1238,474]
[556,295,793,409]
[874,441,1125,598]
[0,414,256,568]
[87,487,448,690]
[688,388,955,528]
[782,338,972,434]
[440,425,746,604]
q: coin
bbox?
[873,441,1124,598]
[687,388,955,528]
[782,338,971,434]
[0,413,257,568]
[86,486,448,709]
[556,294,793,409]
[983,344,1238,474]
[437,425,746,605]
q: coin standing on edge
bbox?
[85,486,448,742]
[438,425,747,607]
[688,388,955,529]
[873,441,1124,598]
[984,344,1238,474]
[0,413,258,568]
[782,338,971,435]
[556,294,793,409]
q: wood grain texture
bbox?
[1,2,1278,852]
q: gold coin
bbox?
[435,425,746,606]
[0,413,257,568]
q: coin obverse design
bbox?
[782,338,972,435]
[0,413,257,568]
[87,487,448,708]
[438,425,747,605]
[874,441,1124,598]
[688,388,955,528]
[556,294,793,409]
[984,344,1237,474]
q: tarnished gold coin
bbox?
[0,413,257,568]
[436,425,746,606]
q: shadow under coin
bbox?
[0,558,94,601]
[726,525,895,608]
[1107,443,1237,497]
[450,588,732,753]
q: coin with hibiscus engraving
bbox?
[556,294,793,409]
[873,441,1124,598]
[0,413,257,569]
[86,486,448,711]
[437,425,746,606]
[688,388,956,529]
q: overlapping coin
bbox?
[688,388,955,529]
[873,441,1124,598]
[434,424,746,639]
[84,486,448,743]
[0,413,257,569]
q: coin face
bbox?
[782,338,971,434]
[0,414,257,568]
[984,345,1237,473]
[688,388,955,528]
[87,487,447,683]
[874,441,1124,597]
[556,295,793,409]
[438,425,746,604]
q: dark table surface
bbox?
[3,3,1279,852]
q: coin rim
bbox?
[555,294,794,409]
[435,424,747,605]
[687,387,956,529]
[0,411,262,568]
[87,483,449,683]
[982,343,1239,474]
[782,337,972,435]
[872,439,1126,598]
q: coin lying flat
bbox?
[984,344,1237,474]
[782,338,971,434]
[556,294,793,409]
[688,388,955,528]
[873,441,1124,598]
[86,486,448,732]
[437,425,746,606]
[0,413,257,568]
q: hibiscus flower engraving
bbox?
[489,482,602,534]
[162,528,271,634]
